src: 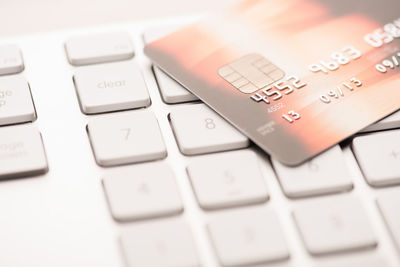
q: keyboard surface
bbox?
[0,16,399,267]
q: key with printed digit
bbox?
[87,110,167,166]
[103,163,183,221]
[169,104,249,155]
[208,208,289,266]
[187,150,268,210]
[121,219,200,267]
[272,146,353,198]
[353,129,400,186]
[293,196,377,255]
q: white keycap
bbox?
[293,196,377,255]
[208,208,289,266]
[272,146,353,198]
[103,163,183,221]
[154,66,198,104]
[0,45,24,75]
[170,104,249,155]
[65,32,134,66]
[187,150,268,210]
[74,61,150,114]
[352,130,400,186]
[314,253,389,267]
[0,76,36,126]
[0,124,48,179]
[87,110,167,166]
[361,110,400,132]
[121,220,200,267]
[377,190,400,254]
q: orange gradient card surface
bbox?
[145,0,400,166]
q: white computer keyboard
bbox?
[0,16,399,267]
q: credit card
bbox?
[145,0,400,166]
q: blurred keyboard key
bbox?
[0,124,48,179]
[208,208,289,266]
[153,66,198,104]
[187,150,268,210]
[353,130,400,186]
[377,191,400,254]
[0,76,36,126]
[87,110,167,166]
[103,163,183,221]
[293,196,377,255]
[65,32,134,66]
[121,220,200,267]
[0,45,24,75]
[74,61,150,114]
[272,146,353,198]
[170,104,249,155]
[314,253,388,267]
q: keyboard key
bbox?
[87,110,167,166]
[272,146,353,198]
[0,45,24,75]
[208,208,289,266]
[0,124,48,179]
[169,104,249,155]
[314,253,389,267]
[361,111,400,132]
[377,190,400,254]
[121,220,200,267]
[187,150,268,210]
[103,163,183,221]
[65,32,134,66]
[74,61,150,114]
[293,196,377,255]
[352,130,400,186]
[153,66,198,104]
[0,76,36,126]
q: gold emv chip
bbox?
[218,53,285,93]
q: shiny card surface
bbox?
[145,0,400,165]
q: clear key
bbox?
[87,110,167,166]
[170,104,249,155]
[0,76,36,126]
[74,61,150,114]
[65,32,134,66]
[0,124,48,179]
